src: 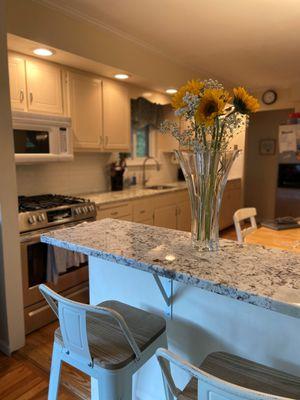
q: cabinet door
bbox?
[103,80,130,151]
[26,59,63,115]
[69,72,103,151]
[220,186,242,230]
[177,201,191,232]
[8,54,27,111]
[154,204,177,229]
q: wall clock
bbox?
[262,90,277,105]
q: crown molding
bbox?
[33,0,199,75]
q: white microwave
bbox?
[12,112,73,164]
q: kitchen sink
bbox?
[144,185,175,190]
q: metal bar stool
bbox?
[39,284,172,399]
[157,348,300,399]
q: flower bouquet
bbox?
[161,79,259,251]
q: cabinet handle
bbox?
[19,90,24,103]
[140,210,146,214]
[29,92,33,103]
[111,211,118,216]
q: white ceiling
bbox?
[38,0,300,90]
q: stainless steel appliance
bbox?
[19,194,96,333]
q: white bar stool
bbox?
[39,284,172,400]
[157,348,300,399]
[233,207,257,243]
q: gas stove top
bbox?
[18,194,96,234]
[18,194,87,212]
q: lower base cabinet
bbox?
[96,181,241,233]
[154,204,177,229]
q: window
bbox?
[131,124,156,160]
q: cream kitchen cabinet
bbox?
[154,204,177,229]
[8,53,64,115]
[26,59,64,115]
[220,179,242,230]
[8,54,26,111]
[69,72,103,151]
[102,79,131,151]
[153,192,179,230]
[96,202,133,221]
[177,201,191,232]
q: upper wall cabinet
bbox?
[8,53,65,115]
[69,71,103,151]
[8,54,26,111]
[26,59,64,115]
[102,79,131,151]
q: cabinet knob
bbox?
[29,92,33,103]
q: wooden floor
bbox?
[0,226,237,399]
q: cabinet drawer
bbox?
[24,282,89,334]
[133,200,154,222]
[97,203,132,220]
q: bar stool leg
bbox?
[48,342,62,400]
[96,368,133,400]
[161,332,174,400]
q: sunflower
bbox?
[195,88,230,126]
[233,87,259,114]
[171,79,204,110]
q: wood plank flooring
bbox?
[0,226,236,399]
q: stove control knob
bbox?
[37,215,44,222]
[74,208,79,216]
[83,206,88,213]
[89,205,94,212]
[28,215,36,225]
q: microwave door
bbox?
[14,128,50,154]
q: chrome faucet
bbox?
[142,157,160,187]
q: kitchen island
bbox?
[42,219,300,400]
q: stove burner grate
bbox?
[18,194,87,212]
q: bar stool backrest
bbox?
[233,207,257,244]
[39,284,141,367]
[156,349,288,400]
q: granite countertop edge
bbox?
[41,231,300,320]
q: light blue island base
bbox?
[89,256,300,400]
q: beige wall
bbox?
[244,109,293,220]
[0,0,25,354]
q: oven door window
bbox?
[27,242,48,287]
[14,129,50,154]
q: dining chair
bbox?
[39,284,172,400]
[233,207,257,243]
[156,348,300,399]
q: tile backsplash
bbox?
[16,153,112,196]
[16,152,178,196]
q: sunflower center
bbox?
[203,101,218,117]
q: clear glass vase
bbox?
[175,149,239,251]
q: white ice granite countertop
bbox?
[80,181,188,206]
[41,218,300,318]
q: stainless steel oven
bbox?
[18,194,96,333]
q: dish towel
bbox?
[47,245,87,284]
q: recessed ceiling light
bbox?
[114,73,130,80]
[166,88,177,94]
[33,48,54,57]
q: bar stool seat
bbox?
[182,352,300,399]
[55,300,166,370]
